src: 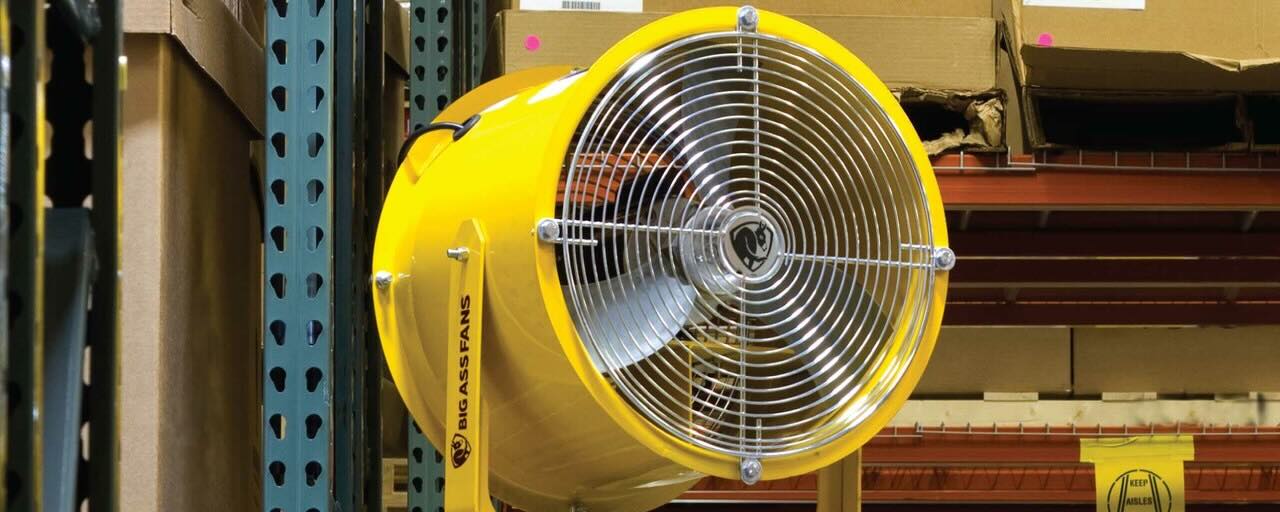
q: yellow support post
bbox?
[443,219,496,512]
[817,450,861,512]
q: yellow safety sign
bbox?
[1081,435,1195,512]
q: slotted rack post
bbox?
[4,0,122,510]
[333,0,396,509]
[5,1,46,510]
[87,0,124,509]
[266,0,393,508]
[263,0,337,509]
[334,0,368,508]
[405,1,485,511]
[361,1,388,511]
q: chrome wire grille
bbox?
[555,32,938,459]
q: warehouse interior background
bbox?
[3,0,1280,511]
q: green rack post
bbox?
[405,1,485,511]
[263,0,336,508]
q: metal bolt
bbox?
[446,247,470,261]
[536,218,561,242]
[739,458,762,485]
[736,5,758,32]
[373,270,393,290]
[933,247,956,271]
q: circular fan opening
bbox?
[555,31,938,459]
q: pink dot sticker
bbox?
[524,35,542,52]
[1036,32,1054,46]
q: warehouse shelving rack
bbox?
[2,0,123,511]
[6,1,1274,511]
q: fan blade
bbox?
[750,262,889,393]
[674,56,738,191]
[567,263,698,372]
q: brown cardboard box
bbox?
[995,0,1280,150]
[125,0,265,134]
[915,327,1071,395]
[996,0,1280,92]
[222,0,266,45]
[1074,327,1280,394]
[995,34,1026,153]
[123,1,265,510]
[498,10,1002,152]
[647,0,992,17]
[122,33,264,511]
[499,11,995,91]
[499,0,992,17]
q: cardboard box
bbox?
[221,0,266,45]
[915,327,1072,395]
[1074,327,1280,394]
[995,0,1280,150]
[500,11,995,90]
[123,1,265,509]
[997,0,1280,92]
[121,32,263,511]
[995,32,1027,153]
[501,0,992,17]
[653,0,992,17]
[498,10,1004,152]
[125,0,265,134]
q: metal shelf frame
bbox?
[4,0,121,510]
[5,2,46,508]
[263,0,483,510]
[262,0,338,507]
[404,1,484,511]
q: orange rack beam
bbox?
[934,151,1280,208]
[679,426,1280,504]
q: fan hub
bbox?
[720,209,784,283]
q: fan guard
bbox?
[553,31,942,459]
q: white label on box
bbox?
[519,0,642,12]
[1023,0,1144,9]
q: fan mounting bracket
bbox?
[442,219,498,512]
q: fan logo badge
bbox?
[730,221,774,273]
[1105,469,1173,512]
[453,294,472,468]
[450,433,472,468]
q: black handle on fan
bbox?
[396,114,481,166]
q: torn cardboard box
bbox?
[897,88,1005,154]
[498,10,1004,153]
[996,0,1280,150]
[999,0,1280,91]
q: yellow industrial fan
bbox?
[372,6,953,512]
